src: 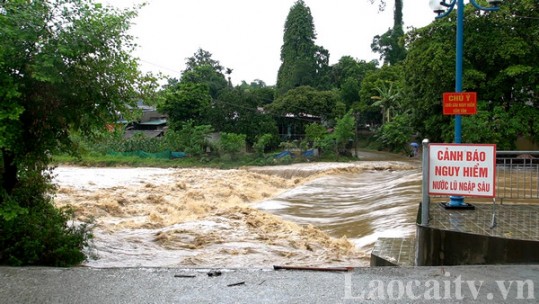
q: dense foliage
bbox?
[159,82,212,129]
[403,0,539,147]
[269,86,345,122]
[210,87,278,145]
[159,50,278,146]
[0,171,89,266]
[218,133,247,160]
[0,0,144,265]
[332,111,357,154]
[331,56,378,108]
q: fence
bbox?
[496,151,539,200]
[423,149,539,201]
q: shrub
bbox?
[0,170,90,266]
[219,133,246,160]
[304,123,327,145]
[253,133,274,156]
[376,114,413,153]
[176,121,214,156]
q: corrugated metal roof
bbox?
[137,119,167,126]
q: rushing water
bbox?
[53,153,422,268]
[256,169,422,251]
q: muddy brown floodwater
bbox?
[53,154,421,268]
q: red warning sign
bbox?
[443,92,477,115]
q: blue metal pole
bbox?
[454,0,464,144]
[448,0,465,207]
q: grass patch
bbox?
[52,151,360,169]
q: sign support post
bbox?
[421,139,430,226]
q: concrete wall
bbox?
[416,224,539,266]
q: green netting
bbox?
[171,152,187,159]
[107,150,186,159]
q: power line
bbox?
[213,99,326,123]
[138,59,182,75]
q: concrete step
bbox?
[370,237,415,266]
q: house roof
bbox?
[136,119,167,126]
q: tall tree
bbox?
[0,0,144,265]
[184,48,224,73]
[371,0,406,65]
[159,49,228,128]
[181,48,228,99]
[276,0,329,95]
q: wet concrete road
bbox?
[1,265,537,303]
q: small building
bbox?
[123,101,168,138]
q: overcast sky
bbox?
[100,0,436,86]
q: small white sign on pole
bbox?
[428,144,496,198]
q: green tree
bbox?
[371,0,406,65]
[159,49,229,129]
[238,80,275,106]
[305,123,327,144]
[158,82,212,129]
[331,56,378,109]
[276,0,330,95]
[209,87,278,145]
[332,111,356,155]
[0,0,144,265]
[460,102,530,150]
[370,80,402,123]
[185,48,224,73]
[359,65,404,126]
[182,49,228,99]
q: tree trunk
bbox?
[1,149,18,196]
